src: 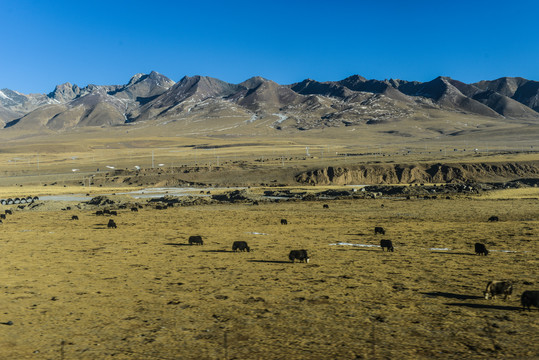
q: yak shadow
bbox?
[345,233,367,236]
[164,243,193,247]
[248,259,291,264]
[201,249,234,253]
[92,225,110,230]
[445,303,521,311]
[422,291,483,300]
[344,247,382,253]
[432,251,475,256]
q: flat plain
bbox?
[0,119,538,359]
[0,190,538,359]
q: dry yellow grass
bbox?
[1,117,537,187]
[0,186,145,199]
[477,188,539,200]
[0,113,538,359]
[0,196,537,359]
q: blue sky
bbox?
[2,0,539,94]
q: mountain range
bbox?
[1,72,538,132]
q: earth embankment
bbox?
[295,161,539,185]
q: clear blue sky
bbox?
[2,0,539,94]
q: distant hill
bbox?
[1,72,538,132]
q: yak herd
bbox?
[1,201,537,312]
[104,205,538,310]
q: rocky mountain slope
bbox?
[1,72,538,131]
[4,71,176,130]
[0,88,58,127]
[474,77,539,112]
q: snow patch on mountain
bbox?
[272,113,287,123]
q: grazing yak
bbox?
[323,204,329,209]
[0,214,5,220]
[71,215,79,220]
[374,226,385,235]
[521,290,539,311]
[488,216,499,222]
[96,210,104,216]
[189,235,204,245]
[281,219,288,225]
[484,281,513,300]
[107,219,117,229]
[380,239,394,252]
[475,242,489,256]
[5,210,12,215]
[289,249,309,263]
[232,241,250,252]
[131,207,138,212]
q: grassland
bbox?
[0,114,538,359]
[0,113,538,187]
[0,192,538,359]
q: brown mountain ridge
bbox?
[1,72,538,132]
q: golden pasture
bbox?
[0,116,537,359]
[0,193,538,359]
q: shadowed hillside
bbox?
[1,73,537,132]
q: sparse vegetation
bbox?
[0,191,537,359]
[0,111,537,359]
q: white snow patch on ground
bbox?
[39,195,89,201]
[247,232,270,236]
[329,245,523,253]
[329,242,380,248]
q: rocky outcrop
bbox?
[295,161,539,185]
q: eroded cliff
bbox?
[295,161,539,185]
